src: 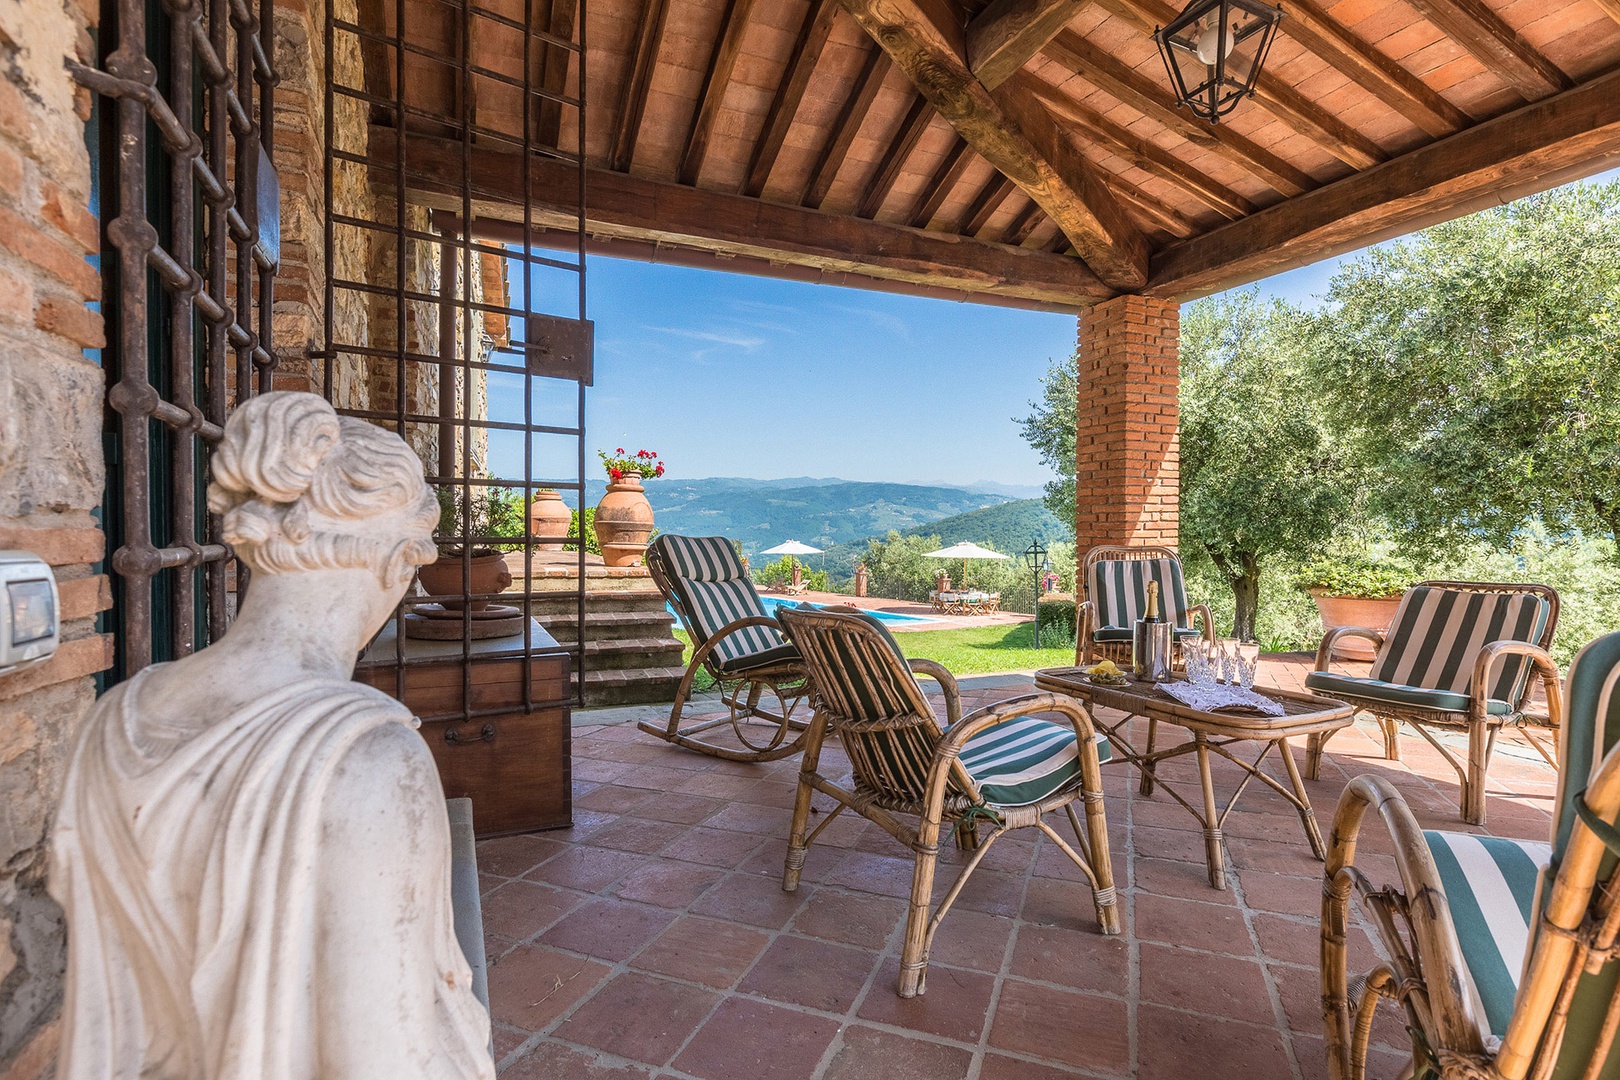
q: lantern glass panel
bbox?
[1155,0,1282,123]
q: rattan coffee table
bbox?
[1034,667,1355,888]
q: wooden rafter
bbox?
[1115,184,1195,237]
[837,0,1150,288]
[743,0,839,197]
[1092,0,1387,171]
[907,136,973,226]
[376,127,1114,309]
[679,0,760,185]
[961,173,1016,235]
[535,0,578,146]
[967,0,1091,89]
[1590,0,1620,27]
[1147,67,1620,297]
[1000,198,1045,245]
[1281,0,1469,138]
[1042,30,1317,195]
[608,0,669,172]
[802,44,891,208]
[858,95,936,218]
[1404,0,1571,99]
[1029,77,1255,218]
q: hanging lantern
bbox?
[1153,0,1284,124]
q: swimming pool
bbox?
[664,595,936,627]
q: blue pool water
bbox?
[664,595,935,626]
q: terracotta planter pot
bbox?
[418,550,513,611]
[528,489,573,542]
[593,478,654,567]
[1311,591,1402,662]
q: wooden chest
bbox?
[355,619,573,838]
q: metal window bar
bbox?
[73,0,278,679]
[320,0,590,719]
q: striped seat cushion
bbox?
[960,719,1111,806]
[1090,558,1194,633]
[1370,587,1552,706]
[1094,626,1205,644]
[1303,672,1513,715]
[652,535,791,671]
[1424,831,1551,1043]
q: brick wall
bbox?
[0,0,110,1071]
[1073,294,1180,560]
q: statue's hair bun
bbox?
[209,392,342,508]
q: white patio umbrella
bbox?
[924,541,1008,587]
[761,539,824,573]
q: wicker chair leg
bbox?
[1379,716,1402,761]
[1140,716,1159,797]
[954,822,979,851]
[1305,728,1338,781]
[1462,719,1494,827]
[898,841,942,998]
[784,711,831,892]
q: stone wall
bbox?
[0,0,110,1072]
[1073,294,1181,559]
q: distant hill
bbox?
[577,477,1019,556]
[820,498,1069,579]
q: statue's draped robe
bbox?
[50,672,494,1080]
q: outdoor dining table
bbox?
[1034,667,1355,889]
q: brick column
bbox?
[1073,294,1179,556]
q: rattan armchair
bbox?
[776,606,1119,998]
[1305,581,1561,825]
[1321,631,1620,1080]
[1076,544,1215,669]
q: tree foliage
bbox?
[1019,349,1079,529]
[1304,183,1620,558]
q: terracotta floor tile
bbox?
[701,800,795,836]
[540,899,678,962]
[492,1024,529,1064]
[486,944,612,1031]
[1008,924,1129,994]
[500,1039,655,1079]
[617,763,705,791]
[857,958,996,1042]
[1238,869,1322,915]
[659,826,766,868]
[925,909,1015,973]
[738,934,879,1012]
[1252,913,1379,970]
[478,834,567,879]
[1131,825,1209,864]
[978,1052,1089,1079]
[611,860,725,909]
[820,1026,974,1080]
[738,839,844,883]
[1137,942,1273,1022]
[1020,877,1121,932]
[937,866,1024,918]
[689,873,812,929]
[631,916,771,990]
[1133,856,1239,902]
[526,847,647,892]
[789,888,907,950]
[1133,893,1253,956]
[824,851,919,899]
[482,879,586,941]
[674,771,762,800]
[624,791,727,824]
[1271,962,1407,1049]
[673,998,841,1080]
[1135,1005,1292,1080]
[580,817,693,855]
[987,978,1129,1074]
[554,972,718,1065]
[573,785,659,816]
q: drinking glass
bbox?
[1236,642,1259,690]
[1220,640,1239,685]
[1186,641,1213,687]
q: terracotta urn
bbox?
[1310,591,1402,662]
[593,478,654,567]
[528,489,572,542]
[417,550,513,611]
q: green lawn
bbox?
[676,622,1075,680]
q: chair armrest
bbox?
[907,658,961,727]
[1076,601,1096,665]
[688,616,787,671]
[1314,626,1386,672]
[1322,775,1484,1063]
[1470,640,1562,726]
[1187,603,1217,645]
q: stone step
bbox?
[540,609,676,643]
[579,665,685,706]
[521,590,671,615]
[578,636,686,671]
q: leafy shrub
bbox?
[569,507,600,556]
[1294,555,1419,598]
[435,484,527,553]
[754,556,828,592]
[1035,599,1077,640]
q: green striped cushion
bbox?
[1091,558,1192,632]
[652,535,788,668]
[1424,830,1550,1043]
[657,534,745,582]
[960,719,1111,806]
[1094,626,1204,644]
[682,578,787,667]
[1303,672,1513,715]
[1370,587,1551,705]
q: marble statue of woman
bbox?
[50,392,496,1080]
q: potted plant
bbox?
[593,448,664,567]
[1296,556,1418,661]
[418,485,514,610]
[528,487,572,542]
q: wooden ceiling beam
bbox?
[608,0,669,172]
[908,135,973,226]
[859,94,937,217]
[838,0,1150,288]
[1001,198,1046,245]
[802,44,891,208]
[967,0,1091,89]
[961,173,1016,234]
[1147,67,1620,298]
[1115,184,1195,237]
[1403,0,1571,100]
[1042,30,1317,195]
[535,0,578,147]
[1091,0,1386,170]
[679,0,760,185]
[1281,0,1469,138]
[743,0,839,197]
[375,126,1115,309]
[1029,77,1255,218]
[1589,0,1620,28]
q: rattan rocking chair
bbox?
[1320,630,1620,1080]
[776,606,1119,998]
[1076,544,1215,669]
[642,534,810,762]
[1305,581,1562,825]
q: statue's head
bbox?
[207,392,439,593]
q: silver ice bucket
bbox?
[1132,619,1173,682]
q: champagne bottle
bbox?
[1145,580,1161,622]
